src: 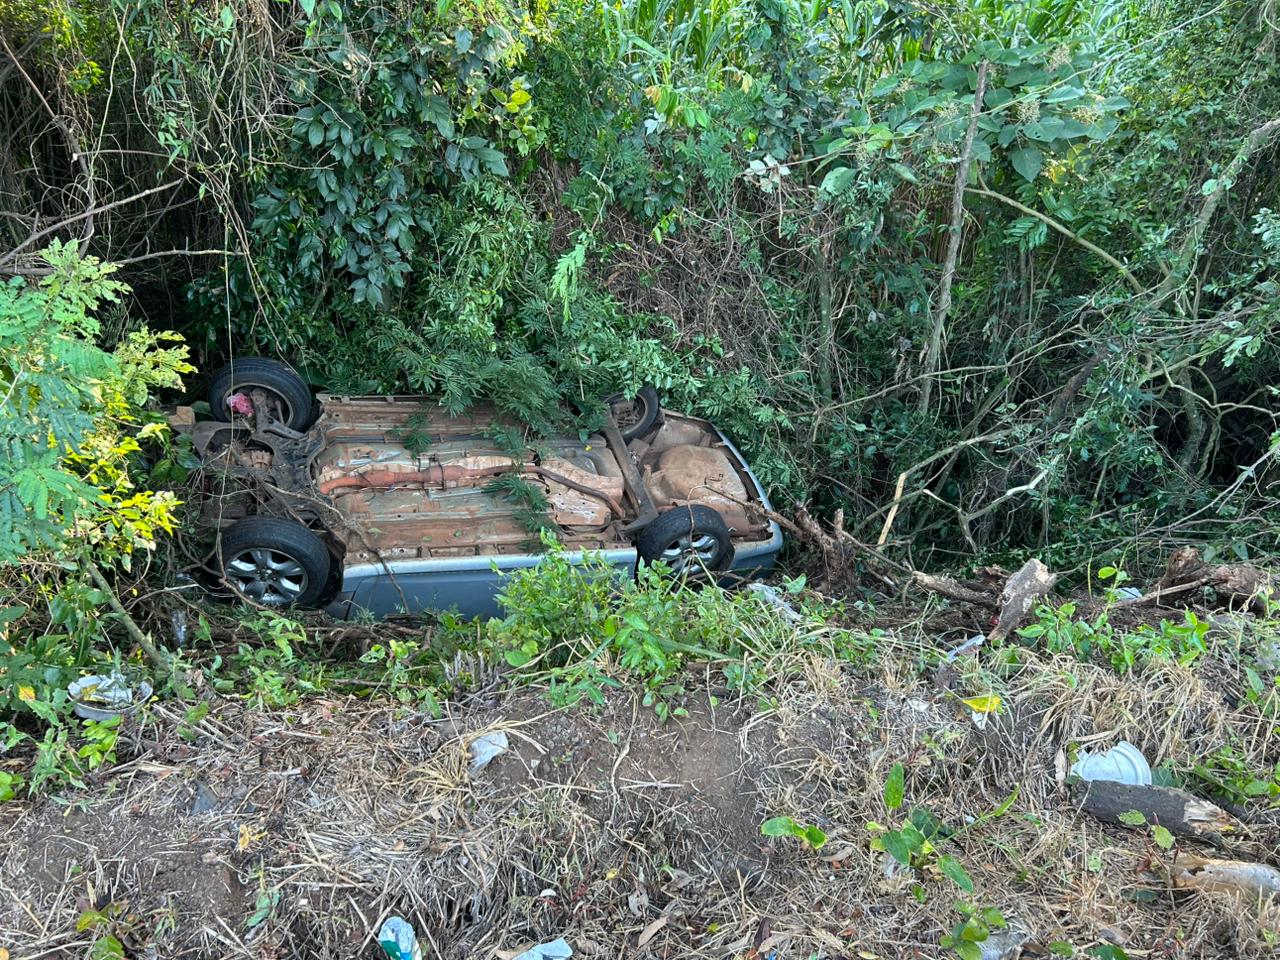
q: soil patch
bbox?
[2,632,1279,959]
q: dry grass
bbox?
[2,612,1279,959]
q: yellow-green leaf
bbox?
[962,694,1002,714]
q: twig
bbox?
[110,248,239,266]
[0,181,182,267]
[85,560,168,669]
[1159,116,1280,300]
[912,572,997,608]
[877,471,907,547]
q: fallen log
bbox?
[1125,546,1275,613]
[914,558,1058,640]
[913,572,997,608]
[1074,780,1242,843]
[1173,853,1280,903]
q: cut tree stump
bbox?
[914,558,1058,641]
[989,558,1058,641]
[1074,780,1242,843]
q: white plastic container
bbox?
[1070,741,1152,785]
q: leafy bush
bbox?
[0,242,192,760]
[0,240,191,561]
[1016,597,1214,673]
[477,533,877,713]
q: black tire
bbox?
[208,357,316,432]
[636,505,734,574]
[219,517,331,608]
[607,385,661,442]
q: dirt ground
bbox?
[3,612,1279,960]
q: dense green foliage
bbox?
[0,239,190,561]
[474,534,877,711]
[6,0,1278,571]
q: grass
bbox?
[3,556,1280,957]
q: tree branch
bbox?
[920,61,989,415]
[964,185,1144,293]
[85,561,168,670]
[1158,115,1280,302]
[0,181,182,268]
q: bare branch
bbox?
[920,61,989,415]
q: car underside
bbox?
[174,359,782,617]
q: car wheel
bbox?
[219,517,331,607]
[637,505,734,574]
[208,357,316,432]
[606,385,661,442]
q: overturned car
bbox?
[175,358,782,619]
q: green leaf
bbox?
[299,0,316,15]
[1088,947,1129,960]
[1008,145,1043,182]
[899,822,927,852]
[938,854,974,892]
[1029,116,1066,140]
[504,648,533,667]
[1117,809,1146,826]
[1151,824,1174,850]
[890,162,919,184]
[882,829,912,864]
[800,825,828,850]
[761,815,799,838]
[871,75,900,97]
[1043,85,1086,104]
[1048,941,1075,956]
[90,937,125,960]
[954,943,983,960]
[991,786,1020,817]
[884,762,905,809]
[820,166,856,195]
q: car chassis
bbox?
[174,360,782,619]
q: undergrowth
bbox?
[461,534,881,717]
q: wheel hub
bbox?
[226,547,308,605]
[661,534,718,572]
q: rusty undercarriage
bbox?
[176,372,781,617]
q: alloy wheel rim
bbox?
[225,547,308,605]
[660,533,718,572]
